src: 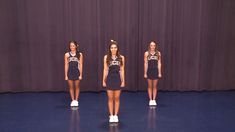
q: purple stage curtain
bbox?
[0,0,235,92]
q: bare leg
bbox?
[153,79,158,100]
[74,80,80,101]
[107,90,114,116]
[68,80,75,100]
[147,79,153,100]
[114,90,121,115]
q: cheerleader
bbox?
[103,40,125,123]
[144,41,162,106]
[64,41,83,107]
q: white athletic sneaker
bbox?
[152,100,157,106]
[109,115,114,123]
[74,100,79,107]
[113,115,119,123]
[70,100,75,107]
[149,100,153,106]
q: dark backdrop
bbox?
[0,0,235,92]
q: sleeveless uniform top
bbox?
[147,52,158,69]
[68,52,80,80]
[108,57,121,74]
[147,52,159,79]
[106,56,122,90]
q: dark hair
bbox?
[106,40,123,66]
[148,41,160,60]
[68,40,80,59]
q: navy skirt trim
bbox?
[68,69,80,80]
[147,68,159,80]
[106,73,122,90]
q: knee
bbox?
[108,96,114,101]
[114,96,120,102]
[147,84,152,87]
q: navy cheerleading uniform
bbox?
[147,52,159,80]
[106,57,122,90]
[68,52,80,80]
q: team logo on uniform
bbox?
[148,55,158,60]
[69,57,79,62]
[109,60,120,66]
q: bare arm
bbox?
[144,52,148,78]
[102,55,108,87]
[120,55,125,87]
[64,53,69,80]
[79,53,83,80]
[158,52,162,78]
